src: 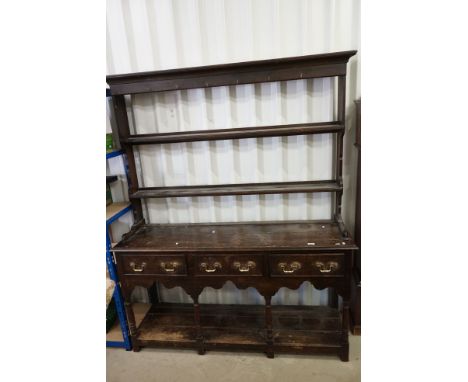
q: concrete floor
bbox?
[107,335,360,382]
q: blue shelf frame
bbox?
[106,149,124,160]
[106,100,132,350]
[106,211,132,350]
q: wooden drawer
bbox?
[189,255,264,276]
[120,254,187,276]
[269,254,345,277]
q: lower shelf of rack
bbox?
[107,303,151,347]
[134,303,346,357]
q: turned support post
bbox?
[121,284,141,352]
[148,282,159,305]
[265,296,274,359]
[193,296,205,355]
[340,299,350,362]
[123,301,140,352]
[328,288,338,308]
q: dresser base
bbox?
[132,303,348,360]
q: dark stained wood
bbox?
[123,301,140,352]
[334,213,350,238]
[329,76,348,313]
[340,247,352,362]
[335,75,346,217]
[327,288,339,309]
[106,175,118,184]
[123,122,344,145]
[148,282,159,305]
[351,269,361,336]
[111,95,144,223]
[133,303,343,356]
[269,254,345,277]
[265,297,274,358]
[109,50,358,359]
[121,254,187,276]
[113,221,357,253]
[351,99,361,335]
[122,274,350,301]
[130,180,342,199]
[193,297,205,355]
[340,300,350,361]
[118,269,353,357]
[107,50,357,95]
[353,99,361,269]
[189,254,265,277]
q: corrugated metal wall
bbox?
[107,0,360,305]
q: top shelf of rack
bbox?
[106,50,357,95]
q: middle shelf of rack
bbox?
[130,180,342,199]
[121,121,343,145]
[106,202,132,224]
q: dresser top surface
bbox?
[112,221,357,253]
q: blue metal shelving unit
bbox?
[106,92,132,350]
[106,196,132,349]
[106,149,124,160]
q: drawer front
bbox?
[189,255,264,276]
[269,254,345,277]
[120,254,187,276]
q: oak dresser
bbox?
[107,50,358,360]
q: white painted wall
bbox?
[106,0,360,305]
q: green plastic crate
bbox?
[106,133,114,151]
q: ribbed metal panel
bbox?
[107,0,360,305]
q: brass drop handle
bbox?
[199,261,222,273]
[233,261,256,273]
[129,261,146,272]
[315,261,339,273]
[160,262,178,273]
[278,261,302,274]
